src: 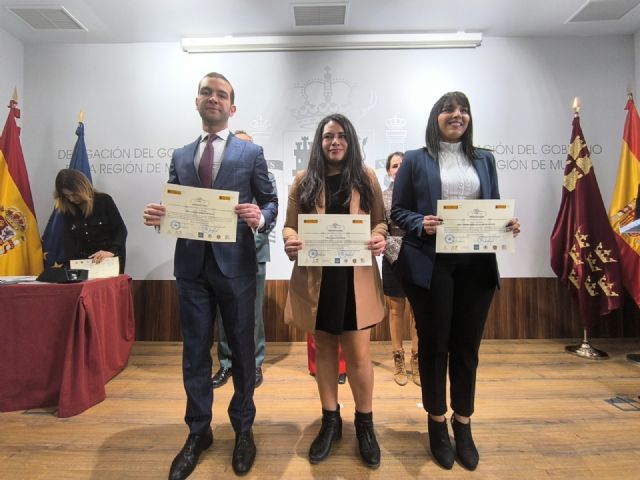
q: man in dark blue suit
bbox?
[143,72,278,479]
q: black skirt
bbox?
[314,173,358,334]
[382,257,406,298]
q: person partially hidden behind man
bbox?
[211,129,278,390]
[143,72,277,479]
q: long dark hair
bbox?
[54,168,95,217]
[425,91,476,161]
[298,113,373,213]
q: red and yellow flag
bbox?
[0,97,43,275]
[609,95,640,306]
[550,113,623,328]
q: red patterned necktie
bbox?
[198,135,215,188]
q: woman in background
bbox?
[283,113,386,469]
[392,92,520,471]
[54,168,127,273]
[382,151,420,386]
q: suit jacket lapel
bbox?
[424,150,442,213]
[213,136,241,189]
[183,139,200,187]
[472,155,491,199]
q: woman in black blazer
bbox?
[391,92,520,471]
[55,168,127,273]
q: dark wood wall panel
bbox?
[131,278,640,341]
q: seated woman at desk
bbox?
[54,169,127,273]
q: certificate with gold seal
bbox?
[298,214,372,267]
[435,199,515,253]
[160,183,238,242]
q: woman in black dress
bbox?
[54,168,127,273]
[283,114,387,468]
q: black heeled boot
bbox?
[308,406,342,464]
[428,416,454,469]
[452,416,479,470]
[354,411,380,469]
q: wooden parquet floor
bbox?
[2,339,640,479]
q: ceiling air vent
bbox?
[292,3,348,27]
[8,6,87,30]
[566,0,640,23]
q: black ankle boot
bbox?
[354,411,380,469]
[428,416,454,469]
[452,416,479,470]
[308,407,342,464]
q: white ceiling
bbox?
[0,0,639,45]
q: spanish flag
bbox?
[0,94,43,275]
[609,95,640,306]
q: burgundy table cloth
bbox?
[0,275,135,417]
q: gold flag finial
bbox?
[11,87,18,103]
[78,110,84,123]
[572,96,580,116]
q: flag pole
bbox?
[562,97,609,360]
[622,91,640,366]
[565,328,609,359]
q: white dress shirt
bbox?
[438,141,481,200]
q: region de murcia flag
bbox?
[0,96,43,275]
[609,96,640,306]
[550,114,622,327]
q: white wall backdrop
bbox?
[635,30,640,96]
[20,35,634,280]
[0,27,23,120]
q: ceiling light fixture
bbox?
[181,32,483,53]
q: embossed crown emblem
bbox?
[291,67,353,127]
[385,114,408,144]
[290,66,376,127]
[385,115,407,129]
[250,115,271,136]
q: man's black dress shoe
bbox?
[255,367,263,388]
[232,430,256,475]
[168,427,213,480]
[211,367,232,389]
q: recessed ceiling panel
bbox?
[8,6,87,31]
[566,0,640,22]
[292,3,347,27]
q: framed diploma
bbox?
[159,183,238,242]
[298,214,372,267]
[435,199,515,253]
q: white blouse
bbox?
[438,141,481,200]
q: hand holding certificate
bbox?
[298,214,372,266]
[159,183,238,242]
[435,199,516,253]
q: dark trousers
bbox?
[218,262,266,369]
[404,253,496,417]
[176,247,256,434]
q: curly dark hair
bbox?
[298,113,373,213]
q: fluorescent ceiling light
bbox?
[181,32,483,53]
